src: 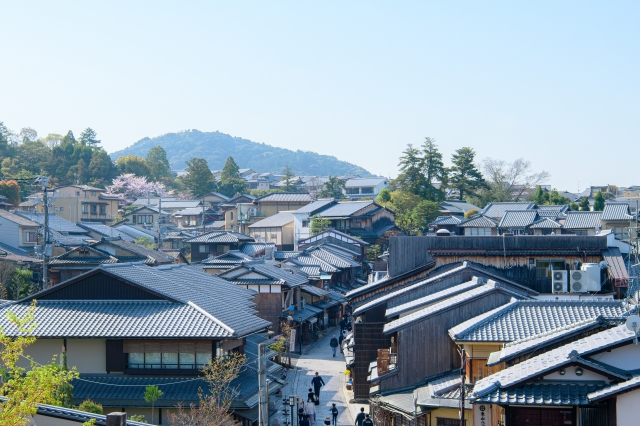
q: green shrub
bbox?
[78,399,103,414]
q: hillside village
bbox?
[1,134,640,426]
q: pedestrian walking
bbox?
[297,396,305,423]
[354,408,366,426]
[338,332,345,353]
[330,403,339,425]
[308,388,316,403]
[339,318,346,333]
[300,415,311,426]
[311,372,325,402]
[330,334,339,357]
[305,397,316,423]
[362,414,373,426]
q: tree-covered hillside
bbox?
[110,130,372,176]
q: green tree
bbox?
[218,156,247,197]
[128,415,147,423]
[377,187,391,203]
[366,244,382,261]
[569,202,579,211]
[448,147,485,200]
[55,349,75,408]
[88,149,117,186]
[464,208,479,219]
[134,236,156,249]
[393,144,427,197]
[9,269,34,301]
[0,302,79,426]
[319,176,346,199]
[144,385,164,425]
[421,138,446,201]
[0,180,20,206]
[116,155,150,177]
[145,146,171,181]
[579,197,591,211]
[78,128,100,146]
[182,158,216,198]
[593,190,605,211]
[281,165,297,192]
[310,215,332,235]
[411,200,441,231]
[78,399,103,414]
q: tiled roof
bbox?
[305,247,360,268]
[602,203,633,220]
[285,255,339,273]
[146,200,201,209]
[481,202,535,219]
[76,222,134,241]
[241,242,276,256]
[301,284,330,297]
[29,402,148,426]
[48,229,92,246]
[172,207,206,216]
[536,205,569,218]
[49,246,120,265]
[111,224,159,240]
[473,383,605,406]
[0,242,40,263]
[383,283,530,334]
[274,251,301,260]
[0,209,39,226]
[563,211,603,229]
[529,217,562,229]
[385,279,486,317]
[439,200,480,215]
[255,193,314,203]
[282,305,323,322]
[14,211,87,233]
[344,178,387,188]
[220,261,309,288]
[588,375,640,402]
[248,212,294,228]
[295,199,336,214]
[498,210,539,229]
[413,371,472,410]
[487,317,608,366]
[458,215,498,228]
[430,215,463,226]
[315,201,374,217]
[97,237,175,263]
[448,300,625,343]
[202,250,253,264]
[0,300,236,338]
[185,231,254,244]
[472,325,637,397]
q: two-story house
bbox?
[343,178,388,200]
[52,185,120,224]
[0,210,40,253]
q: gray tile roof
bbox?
[220,261,309,288]
[305,247,360,268]
[274,250,302,260]
[186,231,254,244]
[430,215,463,226]
[301,284,330,297]
[48,229,92,246]
[97,237,175,264]
[413,371,472,410]
[487,317,608,366]
[76,222,134,241]
[588,375,640,401]
[481,202,535,219]
[563,211,603,229]
[602,203,633,220]
[383,283,530,334]
[498,210,539,229]
[529,217,562,229]
[111,224,159,240]
[30,402,148,426]
[255,193,314,203]
[473,383,605,406]
[472,325,637,398]
[172,207,207,216]
[137,200,201,209]
[536,205,569,218]
[283,305,323,322]
[448,300,625,343]
[295,199,336,214]
[0,209,39,226]
[344,178,387,188]
[315,201,374,217]
[248,212,294,228]
[241,242,276,256]
[458,215,498,228]
[14,211,87,233]
[439,200,480,215]
[385,279,485,317]
[285,255,339,273]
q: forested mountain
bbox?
[110,130,372,176]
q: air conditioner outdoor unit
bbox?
[570,270,587,293]
[552,270,568,293]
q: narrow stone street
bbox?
[273,330,368,426]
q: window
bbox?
[465,228,492,236]
[230,212,234,220]
[25,231,37,242]
[127,352,211,370]
[91,191,96,196]
[82,204,88,214]
[90,205,97,215]
[76,191,80,196]
[346,188,360,195]
[59,207,64,211]
[437,419,464,426]
[361,187,374,194]
[302,220,309,228]
[572,230,588,236]
[99,205,106,215]
[612,226,629,240]
[199,245,209,253]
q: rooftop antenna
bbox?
[626,314,640,345]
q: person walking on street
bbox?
[330,403,339,426]
[305,397,316,424]
[338,332,345,353]
[300,415,310,426]
[330,335,339,357]
[362,414,373,426]
[355,407,366,426]
[297,396,305,423]
[308,388,316,403]
[311,372,325,402]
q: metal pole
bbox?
[459,348,466,426]
[258,343,269,426]
[158,197,163,249]
[42,177,50,289]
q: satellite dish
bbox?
[625,315,640,332]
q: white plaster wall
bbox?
[617,387,640,426]
[596,344,640,370]
[67,339,107,374]
[543,368,609,382]
[20,339,64,369]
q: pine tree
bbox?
[78,127,101,146]
[593,190,605,211]
[218,156,247,197]
[393,144,427,197]
[421,138,446,202]
[448,147,485,200]
[145,146,171,181]
[319,176,346,199]
[281,165,297,192]
[182,158,215,198]
[579,197,591,211]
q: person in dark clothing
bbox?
[338,332,345,353]
[311,372,325,401]
[354,408,366,426]
[308,388,316,403]
[330,403,339,425]
[339,318,346,333]
[329,335,339,357]
[300,415,310,426]
[362,414,373,426]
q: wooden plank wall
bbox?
[353,322,391,401]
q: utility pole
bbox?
[158,197,163,249]
[42,177,51,289]
[459,348,466,426]
[202,198,206,235]
[258,343,269,426]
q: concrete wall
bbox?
[67,339,107,374]
[617,387,640,426]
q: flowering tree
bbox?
[105,174,172,206]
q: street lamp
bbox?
[289,395,296,426]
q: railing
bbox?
[126,363,205,370]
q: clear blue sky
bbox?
[1,1,638,191]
